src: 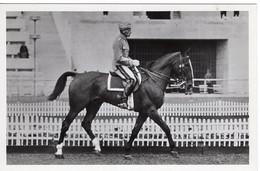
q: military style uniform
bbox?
[112,33,131,70]
[112,33,137,81]
[112,22,140,109]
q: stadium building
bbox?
[6,11,249,99]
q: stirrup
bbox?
[118,102,128,109]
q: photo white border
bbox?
[0,3,258,171]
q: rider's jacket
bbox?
[112,33,133,71]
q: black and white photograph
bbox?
[1,3,258,171]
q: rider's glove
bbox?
[131,60,140,67]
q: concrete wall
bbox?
[25,12,70,81]
[7,12,70,96]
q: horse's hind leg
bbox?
[81,100,103,155]
[55,107,82,158]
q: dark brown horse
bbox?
[48,52,193,159]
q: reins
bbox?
[139,67,167,91]
[140,67,172,82]
[139,67,185,92]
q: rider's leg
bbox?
[116,65,136,108]
[118,79,135,108]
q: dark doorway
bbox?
[128,39,216,79]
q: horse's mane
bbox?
[147,52,181,69]
[146,61,156,69]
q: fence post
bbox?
[233,118,238,147]
[16,115,21,146]
[24,112,30,146]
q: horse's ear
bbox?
[183,48,191,57]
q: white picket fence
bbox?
[7,100,249,147]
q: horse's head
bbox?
[172,53,194,91]
[148,51,194,92]
[181,56,194,91]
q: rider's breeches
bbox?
[115,65,137,97]
[115,65,137,84]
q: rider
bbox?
[112,22,140,109]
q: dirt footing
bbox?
[7,146,249,155]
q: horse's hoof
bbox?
[124,154,133,160]
[170,151,179,158]
[55,154,65,159]
[93,150,101,156]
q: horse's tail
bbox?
[48,71,77,101]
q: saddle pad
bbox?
[107,70,142,92]
[107,74,124,91]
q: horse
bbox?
[48,51,194,159]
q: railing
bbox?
[7,101,249,147]
[167,78,249,95]
[193,78,248,95]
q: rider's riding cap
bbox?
[118,22,131,31]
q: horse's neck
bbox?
[149,66,171,91]
[146,53,179,91]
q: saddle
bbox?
[107,70,141,92]
[107,69,141,110]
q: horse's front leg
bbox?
[149,108,178,158]
[125,113,147,159]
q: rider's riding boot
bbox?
[118,79,135,109]
[118,94,128,109]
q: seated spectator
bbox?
[205,69,213,94]
[19,43,29,58]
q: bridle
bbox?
[139,55,191,91]
[179,56,193,81]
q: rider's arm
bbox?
[113,38,133,67]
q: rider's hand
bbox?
[132,60,140,66]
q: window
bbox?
[17,69,33,72]
[7,28,21,32]
[103,11,108,15]
[6,16,17,19]
[9,41,25,45]
[6,54,12,58]
[146,12,171,20]
[7,68,16,72]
